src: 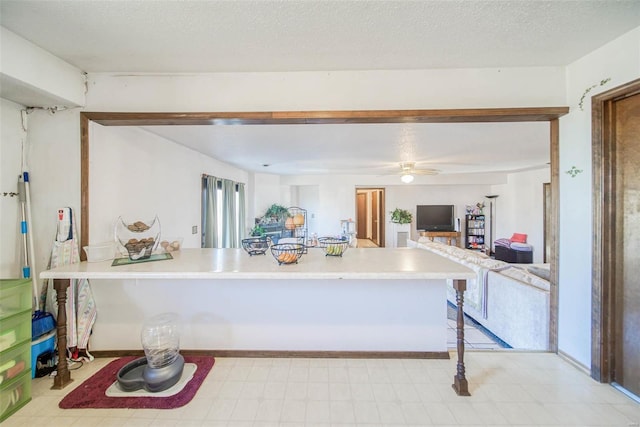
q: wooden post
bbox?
[52,279,73,389]
[452,279,470,396]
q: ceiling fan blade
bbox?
[412,168,440,175]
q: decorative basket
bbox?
[270,243,305,265]
[115,216,161,260]
[318,237,349,257]
[242,236,271,256]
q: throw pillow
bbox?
[511,233,528,243]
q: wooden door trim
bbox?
[591,78,640,382]
[80,107,565,352]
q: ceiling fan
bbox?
[397,162,439,183]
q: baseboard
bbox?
[90,349,451,360]
[557,350,590,375]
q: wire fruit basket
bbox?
[270,243,305,265]
[318,237,349,257]
[242,236,271,256]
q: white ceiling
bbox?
[2,0,638,177]
[2,0,639,73]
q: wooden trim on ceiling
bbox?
[80,107,568,352]
[82,107,569,126]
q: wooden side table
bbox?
[420,231,462,247]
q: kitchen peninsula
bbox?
[41,247,474,395]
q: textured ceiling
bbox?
[1,1,637,177]
[142,121,551,176]
[1,0,639,73]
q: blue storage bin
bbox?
[31,331,55,379]
[32,310,56,339]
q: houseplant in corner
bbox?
[390,208,412,247]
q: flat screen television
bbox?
[416,205,455,231]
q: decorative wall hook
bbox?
[566,166,583,178]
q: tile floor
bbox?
[4,352,640,426]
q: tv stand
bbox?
[420,231,461,247]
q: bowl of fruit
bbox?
[270,243,305,265]
[318,237,349,257]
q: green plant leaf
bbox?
[390,208,412,224]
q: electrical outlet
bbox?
[192,225,198,234]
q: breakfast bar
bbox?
[41,247,474,395]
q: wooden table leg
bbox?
[52,279,73,389]
[452,279,470,396]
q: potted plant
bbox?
[390,208,412,224]
[250,225,265,237]
[262,204,290,224]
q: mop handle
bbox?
[17,177,29,279]
[23,172,39,309]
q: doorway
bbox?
[592,78,640,399]
[355,188,385,247]
[80,107,566,351]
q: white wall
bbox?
[294,185,320,238]
[491,167,550,263]
[0,99,26,277]
[558,27,640,367]
[0,27,85,107]
[85,67,565,111]
[251,172,288,224]
[89,124,248,249]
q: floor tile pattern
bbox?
[5,352,639,426]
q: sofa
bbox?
[411,238,550,350]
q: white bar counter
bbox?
[41,247,474,280]
[41,247,474,394]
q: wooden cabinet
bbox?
[465,214,485,250]
[419,231,461,247]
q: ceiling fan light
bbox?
[401,173,414,183]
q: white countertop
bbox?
[40,247,475,280]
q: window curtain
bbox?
[237,182,246,246]
[202,175,221,248]
[202,175,245,248]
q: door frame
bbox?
[80,107,566,351]
[591,78,640,382]
[355,187,386,247]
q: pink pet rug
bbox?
[59,356,214,409]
